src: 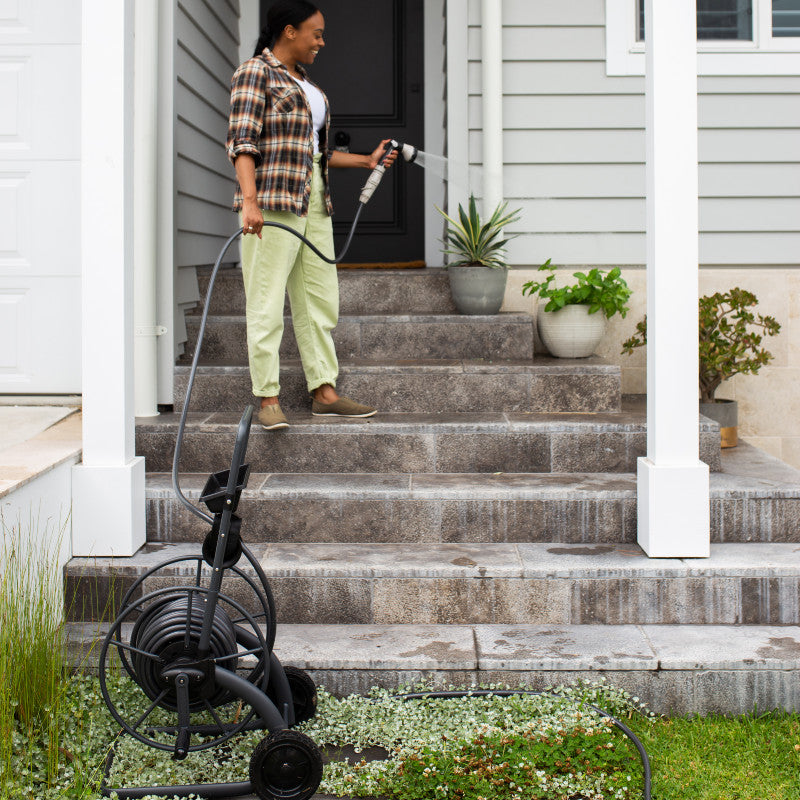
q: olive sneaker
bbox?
[257,403,289,430]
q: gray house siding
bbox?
[173,0,240,355]
[465,0,800,267]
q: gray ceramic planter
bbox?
[447,266,508,315]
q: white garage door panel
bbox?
[0,46,81,159]
[0,161,80,277]
[0,168,29,269]
[0,277,80,391]
[0,0,80,44]
[0,55,28,146]
[0,287,30,377]
[0,0,81,394]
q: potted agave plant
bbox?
[437,195,521,315]
[522,260,632,358]
[621,288,781,448]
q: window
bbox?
[638,0,754,42]
[607,0,800,75]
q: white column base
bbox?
[637,457,710,558]
[71,458,146,556]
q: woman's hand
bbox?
[241,200,263,238]
[234,155,263,237]
[368,139,398,169]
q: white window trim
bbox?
[606,0,800,75]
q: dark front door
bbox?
[259,0,425,264]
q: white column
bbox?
[638,0,709,557]
[480,0,503,214]
[73,0,145,557]
[133,0,162,417]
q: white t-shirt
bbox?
[292,76,326,154]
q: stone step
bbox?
[137,410,721,474]
[66,621,800,714]
[182,313,534,362]
[145,442,800,545]
[195,266,457,316]
[173,357,622,413]
[65,541,800,627]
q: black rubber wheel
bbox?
[250,729,323,800]
[283,666,318,725]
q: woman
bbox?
[226,0,395,430]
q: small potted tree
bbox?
[621,288,781,447]
[437,195,521,315]
[521,260,633,358]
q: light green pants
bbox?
[241,157,338,397]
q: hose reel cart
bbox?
[98,405,323,800]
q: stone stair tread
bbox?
[281,623,800,672]
[146,470,639,499]
[191,312,534,323]
[141,409,653,432]
[139,409,721,474]
[147,459,800,499]
[175,356,621,373]
[67,621,800,673]
[67,541,800,580]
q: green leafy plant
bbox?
[437,195,521,269]
[621,288,781,403]
[522,260,632,319]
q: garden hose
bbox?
[173,138,417,517]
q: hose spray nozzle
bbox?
[359,140,419,205]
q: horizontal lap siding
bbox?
[466,0,800,267]
[175,0,240,271]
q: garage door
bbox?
[0,1,81,393]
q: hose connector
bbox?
[359,163,387,205]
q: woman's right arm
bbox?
[234,155,263,237]
[227,60,267,236]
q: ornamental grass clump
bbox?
[0,512,70,793]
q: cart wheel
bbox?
[250,729,323,800]
[283,666,318,725]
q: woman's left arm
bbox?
[328,138,398,169]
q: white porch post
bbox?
[638,0,709,557]
[72,0,145,557]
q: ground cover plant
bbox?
[3,669,800,799]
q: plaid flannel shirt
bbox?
[227,48,333,216]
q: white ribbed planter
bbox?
[537,302,606,358]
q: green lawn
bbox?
[630,712,800,800]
